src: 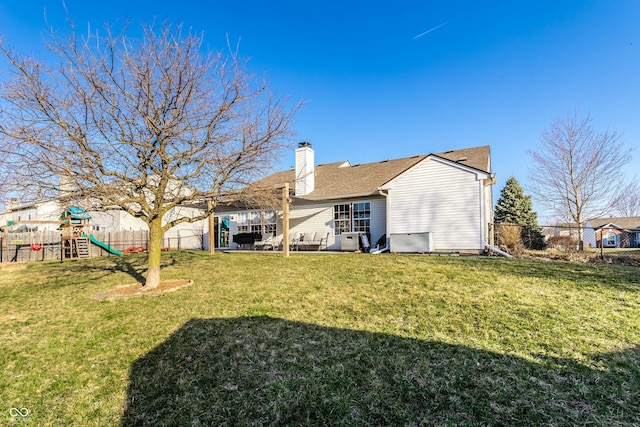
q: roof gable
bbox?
[434,145,491,172]
[588,217,640,230]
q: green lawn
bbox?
[1,252,639,426]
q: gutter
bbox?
[294,189,387,202]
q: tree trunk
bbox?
[145,218,163,289]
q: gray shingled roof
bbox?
[256,145,491,200]
[588,217,640,230]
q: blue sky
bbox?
[1,1,638,220]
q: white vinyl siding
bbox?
[283,198,386,250]
[368,198,386,245]
[286,203,336,249]
[384,157,485,251]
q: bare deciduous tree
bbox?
[0,21,298,288]
[528,112,632,240]
[614,179,640,217]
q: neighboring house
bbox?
[4,199,62,231]
[210,143,495,253]
[545,222,597,248]
[2,199,205,249]
[585,217,640,248]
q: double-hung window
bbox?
[250,211,262,234]
[333,202,370,237]
[605,231,617,247]
[237,210,276,237]
[263,210,277,238]
[334,204,351,235]
[237,212,249,233]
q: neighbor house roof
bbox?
[255,145,491,201]
[588,217,640,231]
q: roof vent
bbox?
[457,157,468,162]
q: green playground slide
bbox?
[89,234,123,256]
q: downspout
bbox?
[481,174,496,249]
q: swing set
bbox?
[1,220,62,262]
[2,207,124,262]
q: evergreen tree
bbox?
[495,177,534,225]
[495,177,546,249]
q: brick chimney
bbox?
[295,142,314,196]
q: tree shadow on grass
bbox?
[43,253,180,286]
[97,255,148,284]
[122,316,640,426]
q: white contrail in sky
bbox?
[413,21,449,39]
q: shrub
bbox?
[547,235,578,250]
[496,224,524,255]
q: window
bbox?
[334,204,351,235]
[263,210,277,238]
[237,211,249,233]
[352,202,371,235]
[237,210,276,237]
[334,202,370,236]
[605,232,617,247]
[250,210,262,233]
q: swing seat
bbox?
[30,243,42,252]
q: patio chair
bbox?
[319,232,330,250]
[297,232,315,250]
[289,232,301,251]
[254,236,275,251]
[272,237,283,251]
[297,232,329,251]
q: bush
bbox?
[495,224,524,255]
[547,235,578,250]
[496,224,520,246]
[495,223,547,253]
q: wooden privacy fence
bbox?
[0,230,62,263]
[0,229,205,263]
[90,230,150,255]
[161,231,204,252]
